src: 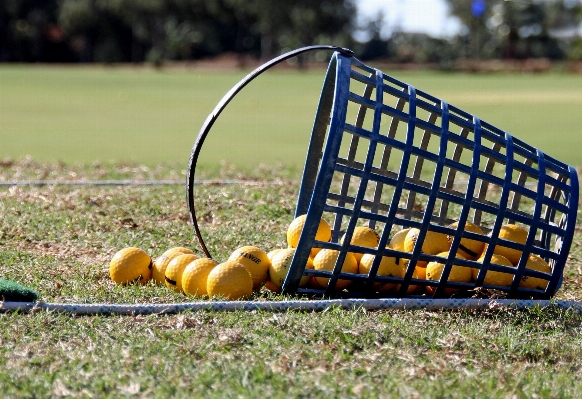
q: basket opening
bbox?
[412,127,441,159]
[328,170,359,210]
[439,167,471,194]
[346,98,375,133]
[371,142,404,175]
[337,132,371,167]
[379,114,408,141]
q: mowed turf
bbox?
[2,65,582,169]
[2,160,582,397]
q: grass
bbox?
[2,307,582,397]
[2,65,582,169]
[2,160,582,397]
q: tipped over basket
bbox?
[187,46,578,299]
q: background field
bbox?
[2,65,582,170]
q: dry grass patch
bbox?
[1,161,582,397]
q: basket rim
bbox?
[186,45,353,258]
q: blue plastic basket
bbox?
[187,46,578,299]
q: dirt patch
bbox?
[12,240,113,266]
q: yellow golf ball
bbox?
[388,228,412,251]
[313,249,358,290]
[446,221,485,260]
[359,253,404,293]
[182,258,219,297]
[474,254,516,287]
[425,252,471,296]
[340,226,380,263]
[269,248,313,289]
[109,247,152,285]
[485,224,528,265]
[287,214,332,248]
[228,246,271,290]
[206,261,253,300]
[519,255,552,291]
[152,247,194,284]
[403,228,449,267]
[165,254,198,293]
[267,249,285,262]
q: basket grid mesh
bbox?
[284,53,577,299]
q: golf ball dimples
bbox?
[109,247,152,285]
[340,226,380,263]
[206,261,253,300]
[287,214,332,248]
[182,258,218,297]
[313,249,358,290]
[228,246,271,290]
[487,224,528,265]
[165,254,199,293]
[269,248,312,289]
[152,247,194,284]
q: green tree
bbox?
[444,0,495,59]
[0,0,74,62]
[2,0,357,63]
[445,0,582,60]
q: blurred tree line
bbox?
[357,0,582,67]
[445,0,582,60]
[1,0,582,66]
[0,0,356,63]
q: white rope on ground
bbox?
[1,299,581,315]
[0,180,538,188]
[0,180,284,187]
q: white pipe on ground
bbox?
[1,298,580,315]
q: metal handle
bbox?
[186,45,353,258]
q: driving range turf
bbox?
[2,66,582,397]
[2,159,582,398]
[2,65,582,168]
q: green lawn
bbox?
[2,65,582,397]
[1,65,582,169]
[1,160,582,397]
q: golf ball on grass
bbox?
[263,280,282,293]
[287,214,332,256]
[269,248,314,289]
[267,249,285,262]
[182,258,219,297]
[152,247,194,284]
[206,261,253,300]
[109,247,152,285]
[165,254,199,293]
[228,246,271,290]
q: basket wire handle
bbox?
[187,45,354,259]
